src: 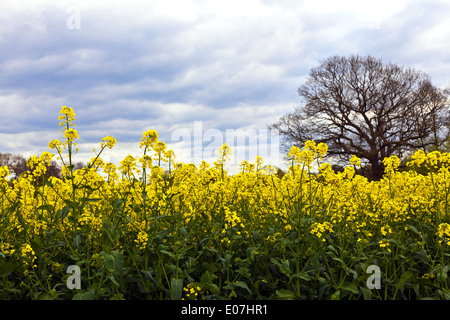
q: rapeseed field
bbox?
[0,106,449,300]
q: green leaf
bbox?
[178,226,189,240]
[124,215,135,225]
[269,289,297,300]
[200,270,216,284]
[15,210,27,228]
[270,258,291,276]
[412,251,430,263]
[160,250,176,259]
[290,272,311,281]
[439,290,450,300]
[413,283,420,296]
[219,253,233,269]
[437,265,450,282]
[326,245,339,256]
[43,177,53,188]
[341,281,359,294]
[332,257,346,266]
[224,281,252,295]
[63,199,80,210]
[246,246,259,259]
[360,287,373,300]
[0,261,16,277]
[73,290,96,300]
[104,251,124,276]
[141,269,158,288]
[330,290,340,300]
[36,292,57,300]
[395,270,414,290]
[108,275,120,286]
[170,278,183,300]
[73,234,82,250]
[234,281,252,295]
[112,199,125,210]
[80,198,102,203]
[30,237,43,258]
[406,225,421,236]
[58,206,71,222]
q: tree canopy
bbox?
[270,55,450,180]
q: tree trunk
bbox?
[369,157,384,181]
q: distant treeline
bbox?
[0,152,85,181]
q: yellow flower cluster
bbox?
[25,152,53,178]
[140,129,158,150]
[119,154,138,176]
[381,225,392,236]
[134,231,149,250]
[19,243,37,269]
[422,273,436,280]
[310,221,334,242]
[224,206,244,230]
[183,283,201,300]
[437,223,450,245]
[349,154,361,168]
[64,128,79,143]
[288,140,328,167]
[0,166,9,178]
[378,240,391,252]
[410,149,450,168]
[101,136,117,150]
[58,106,76,127]
[0,242,15,256]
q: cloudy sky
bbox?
[1,0,450,172]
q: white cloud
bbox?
[0,131,55,158]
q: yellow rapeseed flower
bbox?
[0,166,9,179]
[379,240,391,252]
[58,105,76,127]
[310,221,334,242]
[317,142,328,159]
[349,155,361,168]
[140,129,158,149]
[119,154,137,176]
[101,136,117,149]
[437,223,450,245]
[64,128,79,143]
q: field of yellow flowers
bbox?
[0,106,449,300]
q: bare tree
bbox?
[0,152,27,179]
[0,152,64,180]
[46,160,62,179]
[74,161,86,170]
[270,55,450,180]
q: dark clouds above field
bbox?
[1,0,450,170]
